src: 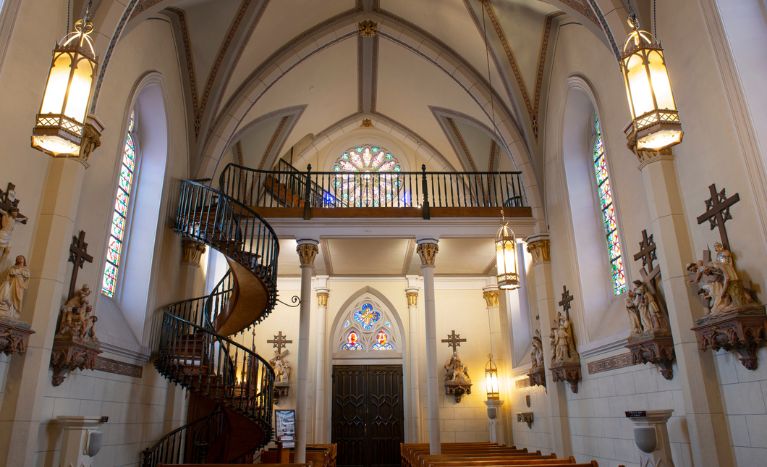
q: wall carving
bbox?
[587,352,635,375]
[94,356,143,378]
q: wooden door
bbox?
[332,365,404,467]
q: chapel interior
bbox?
[0,0,765,466]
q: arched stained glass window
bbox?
[337,300,398,352]
[101,110,138,297]
[331,145,402,207]
[592,116,627,295]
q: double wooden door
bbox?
[331,365,404,467]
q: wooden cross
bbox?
[68,230,94,299]
[267,331,292,353]
[441,330,467,352]
[558,285,573,317]
[633,229,661,294]
[696,183,740,251]
[0,182,27,224]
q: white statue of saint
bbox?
[531,329,545,369]
[625,287,643,335]
[0,255,30,320]
[270,351,291,384]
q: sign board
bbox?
[275,409,296,448]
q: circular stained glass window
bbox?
[331,145,402,207]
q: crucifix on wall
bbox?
[0,183,27,223]
[558,285,573,319]
[441,330,467,352]
[696,183,740,251]
[268,331,293,354]
[633,229,660,294]
[68,230,94,300]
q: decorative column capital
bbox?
[482,287,500,308]
[526,234,550,264]
[416,238,439,267]
[316,288,329,307]
[181,238,206,266]
[636,148,673,170]
[405,288,419,307]
[296,239,319,267]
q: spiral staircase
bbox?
[141,179,280,466]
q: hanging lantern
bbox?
[620,16,682,152]
[32,18,98,157]
[484,354,500,401]
[495,212,519,290]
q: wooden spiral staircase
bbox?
[142,179,280,466]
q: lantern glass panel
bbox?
[626,53,654,117]
[485,370,499,398]
[40,53,72,115]
[648,50,675,110]
[64,58,94,123]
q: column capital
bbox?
[526,234,550,264]
[482,287,500,308]
[316,288,329,307]
[405,288,419,307]
[636,148,673,170]
[296,239,319,267]
[416,238,439,267]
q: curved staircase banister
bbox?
[140,405,226,467]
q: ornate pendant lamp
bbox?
[495,211,519,290]
[32,16,99,157]
[484,353,500,400]
[620,16,682,151]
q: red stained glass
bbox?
[331,144,403,207]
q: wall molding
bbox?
[586,352,635,374]
[94,356,144,378]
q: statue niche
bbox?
[268,331,292,403]
[549,286,581,393]
[442,330,471,402]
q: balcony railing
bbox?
[218,161,529,219]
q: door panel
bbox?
[332,365,404,467]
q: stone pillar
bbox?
[295,239,318,463]
[313,286,329,443]
[57,416,107,467]
[482,286,507,444]
[626,410,675,467]
[526,234,571,456]
[636,150,732,466]
[405,286,421,442]
[416,238,441,455]
[1,156,92,466]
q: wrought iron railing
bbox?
[218,162,527,219]
[140,406,226,467]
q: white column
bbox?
[295,239,318,462]
[313,286,329,443]
[526,234,572,456]
[637,151,732,466]
[416,238,440,455]
[405,286,421,442]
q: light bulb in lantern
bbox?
[495,211,519,290]
[485,354,500,401]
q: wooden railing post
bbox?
[303,164,312,220]
[421,164,431,220]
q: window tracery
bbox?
[338,299,397,352]
[331,144,402,207]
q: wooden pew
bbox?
[400,442,600,467]
[259,443,336,466]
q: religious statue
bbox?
[0,207,21,260]
[626,280,668,335]
[444,351,471,385]
[0,255,30,321]
[270,350,291,384]
[687,242,759,316]
[531,329,544,370]
[625,288,643,335]
[57,284,99,343]
[550,311,577,364]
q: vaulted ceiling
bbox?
[108,0,648,189]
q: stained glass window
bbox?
[331,145,403,207]
[592,116,627,295]
[338,299,398,352]
[101,111,138,297]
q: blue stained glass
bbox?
[341,329,364,350]
[592,115,626,296]
[353,302,381,331]
[332,144,403,207]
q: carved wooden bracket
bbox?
[691,309,767,370]
[273,382,290,405]
[0,318,34,355]
[445,383,472,403]
[550,361,581,393]
[517,412,534,429]
[626,332,675,379]
[527,366,546,388]
[50,335,101,386]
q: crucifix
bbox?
[267,331,292,354]
[68,230,94,300]
[633,229,661,294]
[558,285,573,319]
[441,330,467,352]
[696,183,740,251]
[0,182,27,223]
